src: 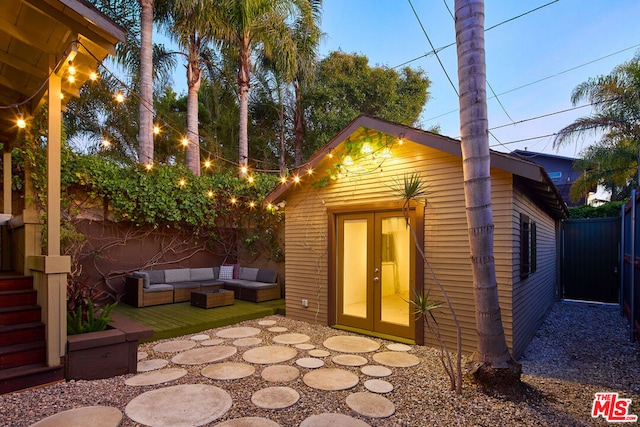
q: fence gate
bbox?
[561,217,620,303]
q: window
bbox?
[520,213,537,278]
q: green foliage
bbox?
[302,51,431,157]
[568,200,626,218]
[67,298,117,335]
[406,288,442,323]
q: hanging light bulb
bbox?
[145,163,153,171]
[16,114,26,129]
[68,61,76,76]
[293,176,300,183]
[240,165,248,175]
[153,124,161,135]
[204,159,212,168]
[89,71,98,81]
[178,178,186,187]
[181,137,189,147]
[114,90,125,103]
[207,190,214,198]
[230,197,237,205]
[101,138,110,148]
[280,176,287,184]
[307,168,313,175]
[247,176,254,183]
[67,74,76,84]
[249,201,256,208]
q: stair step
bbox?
[0,363,65,395]
[0,322,45,346]
[0,341,46,370]
[0,305,41,326]
[0,277,33,292]
[0,289,37,308]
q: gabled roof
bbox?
[266,115,569,219]
[0,0,126,143]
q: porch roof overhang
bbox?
[0,0,125,146]
[266,114,569,220]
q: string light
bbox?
[181,137,189,147]
[16,114,26,129]
[153,124,161,135]
[178,178,186,187]
[89,71,98,81]
[203,159,212,168]
[249,201,255,208]
[114,90,125,103]
[240,165,248,175]
[59,93,64,100]
[293,176,300,183]
[68,74,76,84]
[230,197,237,205]
[207,190,214,198]
[145,163,153,171]
[100,138,110,148]
[307,168,313,175]
[280,176,287,184]
[247,176,254,183]
[68,61,76,76]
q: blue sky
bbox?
[318,0,640,159]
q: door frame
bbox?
[327,201,425,344]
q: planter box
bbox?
[66,314,153,381]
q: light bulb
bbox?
[89,72,98,81]
[153,125,160,135]
[16,115,26,129]
[294,176,300,183]
[204,160,211,168]
[115,91,125,103]
[68,61,76,75]
[181,137,189,147]
[67,75,75,84]
[145,163,153,171]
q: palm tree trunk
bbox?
[186,40,201,176]
[293,81,304,167]
[238,44,251,170]
[454,0,520,385]
[138,0,154,165]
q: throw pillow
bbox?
[223,263,240,279]
[219,265,234,280]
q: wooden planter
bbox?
[66,314,153,381]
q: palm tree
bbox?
[554,53,640,199]
[454,0,520,385]
[138,0,154,166]
[207,0,315,170]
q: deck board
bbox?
[113,299,285,342]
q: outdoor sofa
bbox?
[124,265,280,307]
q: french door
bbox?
[336,211,414,339]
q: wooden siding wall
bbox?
[283,139,521,357]
[510,186,558,358]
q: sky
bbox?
[317,0,640,160]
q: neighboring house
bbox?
[265,115,568,358]
[511,149,584,206]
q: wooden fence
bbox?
[621,189,640,342]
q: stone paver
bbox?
[233,337,262,347]
[125,384,232,427]
[295,343,315,350]
[360,365,392,378]
[267,326,288,333]
[372,351,419,367]
[299,413,371,427]
[137,351,148,361]
[345,392,395,418]
[364,379,394,393]
[261,365,300,382]
[153,340,196,353]
[303,368,359,391]
[332,354,368,367]
[272,333,310,345]
[216,326,261,339]
[191,334,210,341]
[30,406,122,427]
[257,320,277,326]
[386,343,411,352]
[323,336,380,353]
[251,386,300,409]
[214,417,281,426]
[201,362,256,380]
[308,349,330,358]
[296,357,325,369]
[125,368,188,386]
[201,338,224,346]
[172,346,237,365]
[137,359,168,372]
[242,346,297,364]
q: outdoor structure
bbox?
[265,115,568,358]
[511,149,585,206]
[0,0,124,391]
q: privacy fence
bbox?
[621,189,640,342]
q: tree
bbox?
[138,0,154,166]
[303,51,430,159]
[454,0,521,386]
[206,0,314,169]
[554,53,640,201]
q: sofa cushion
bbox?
[147,270,165,285]
[190,267,215,281]
[171,281,200,290]
[164,269,191,283]
[223,263,240,279]
[256,269,278,284]
[238,267,259,281]
[133,271,150,288]
[224,279,276,290]
[145,284,173,292]
[199,280,224,287]
[219,265,234,280]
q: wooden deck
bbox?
[113,299,285,342]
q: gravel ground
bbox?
[1,301,639,426]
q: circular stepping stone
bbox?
[268,326,288,333]
[31,406,122,427]
[153,340,196,353]
[323,336,379,353]
[261,365,300,382]
[137,359,168,372]
[216,326,261,339]
[201,362,255,380]
[361,365,392,378]
[201,338,224,346]
[125,368,187,386]
[300,413,371,427]
[215,417,281,427]
[191,334,210,341]
[303,368,359,391]
[295,343,315,350]
[273,333,310,345]
[372,351,420,367]
[346,392,395,418]
[242,346,297,364]
[125,384,232,427]
[258,319,277,326]
[251,386,300,409]
[364,379,394,394]
[296,357,325,369]
[386,343,412,352]
[332,354,368,367]
[233,337,262,347]
[308,349,330,358]
[137,351,148,361]
[171,346,237,365]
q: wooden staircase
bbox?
[0,275,64,394]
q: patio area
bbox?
[2,301,639,426]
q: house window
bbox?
[520,213,537,278]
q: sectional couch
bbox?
[124,265,281,307]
